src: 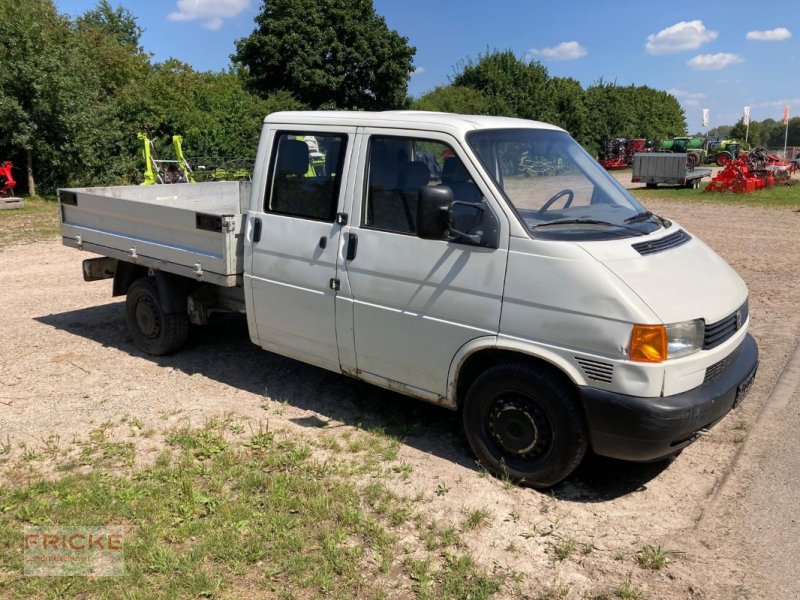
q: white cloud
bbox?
[668,88,707,107]
[746,28,792,41]
[757,98,800,108]
[167,0,249,30]
[412,67,426,76]
[526,41,587,62]
[646,20,718,54]
[688,53,743,70]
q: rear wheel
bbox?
[462,362,588,488]
[716,153,732,166]
[125,277,188,355]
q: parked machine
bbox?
[660,137,706,168]
[138,129,195,185]
[705,139,748,166]
[0,161,16,197]
[599,138,649,170]
[705,146,794,194]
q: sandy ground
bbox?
[2,192,800,598]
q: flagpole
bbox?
[785,122,789,159]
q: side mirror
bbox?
[417,186,452,240]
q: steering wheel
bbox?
[538,189,574,212]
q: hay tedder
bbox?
[705,147,796,194]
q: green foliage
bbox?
[233,0,415,110]
[413,85,489,115]
[452,50,555,122]
[444,51,686,155]
[730,117,799,148]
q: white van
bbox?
[60,111,759,487]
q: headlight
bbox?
[665,319,704,359]
[629,319,704,362]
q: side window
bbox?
[365,136,487,235]
[265,132,347,221]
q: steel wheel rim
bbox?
[135,296,162,340]
[486,393,553,462]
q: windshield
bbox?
[467,128,662,240]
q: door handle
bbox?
[319,236,327,249]
[346,233,358,261]
[252,217,262,243]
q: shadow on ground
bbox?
[35,301,671,501]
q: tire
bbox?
[716,153,731,167]
[125,277,188,355]
[462,362,588,488]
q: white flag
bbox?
[743,106,751,125]
[702,109,710,128]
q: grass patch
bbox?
[0,423,502,599]
[0,196,60,248]
[636,544,678,570]
[629,180,800,208]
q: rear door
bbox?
[245,126,355,372]
[341,129,509,398]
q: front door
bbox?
[245,127,354,372]
[342,130,509,397]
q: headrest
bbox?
[441,157,470,184]
[276,139,309,178]
[398,161,430,190]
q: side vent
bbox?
[632,229,691,256]
[576,357,614,384]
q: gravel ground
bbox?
[2,192,799,598]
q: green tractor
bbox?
[705,139,749,166]
[659,137,706,168]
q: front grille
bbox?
[704,342,742,383]
[704,300,748,350]
[576,357,614,383]
[632,229,691,256]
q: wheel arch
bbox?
[447,338,586,410]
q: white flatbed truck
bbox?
[60,111,758,488]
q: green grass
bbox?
[0,423,504,599]
[0,196,60,248]
[636,544,678,571]
[629,180,800,207]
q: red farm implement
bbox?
[0,161,15,197]
[705,147,794,194]
[599,138,649,170]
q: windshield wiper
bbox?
[533,218,648,235]
[624,211,653,224]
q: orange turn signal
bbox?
[629,324,667,363]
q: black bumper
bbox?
[580,333,758,462]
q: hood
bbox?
[578,224,748,324]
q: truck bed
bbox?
[59,181,250,287]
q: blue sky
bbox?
[56,0,798,133]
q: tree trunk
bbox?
[26,148,36,197]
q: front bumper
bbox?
[580,333,758,462]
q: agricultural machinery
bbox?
[0,161,16,197]
[138,129,195,185]
[599,138,649,170]
[705,146,795,194]
[659,137,707,168]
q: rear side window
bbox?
[365,136,485,235]
[265,132,347,221]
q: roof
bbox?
[264,110,565,136]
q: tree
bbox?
[412,86,489,114]
[451,50,555,122]
[547,77,589,146]
[233,0,415,110]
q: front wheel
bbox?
[462,362,588,488]
[125,277,188,355]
